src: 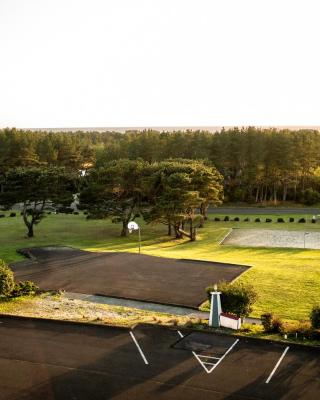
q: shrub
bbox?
[312,216,316,223]
[244,217,250,222]
[0,261,15,297]
[83,211,88,215]
[9,212,16,217]
[277,218,285,223]
[255,218,261,222]
[0,214,5,218]
[261,313,273,332]
[289,217,294,222]
[302,188,320,205]
[281,320,312,338]
[233,217,240,222]
[310,305,320,329]
[298,218,306,223]
[265,218,272,223]
[47,211,52,215]
[11,280,38,297]
[261,313,283,333]
[224,216,230,221]
[73,211,79,215]
[206,281,257,318]
[57,206,74,214]
[214,217,220,221]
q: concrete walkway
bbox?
[65,292,207,318]
[65,292,261,324]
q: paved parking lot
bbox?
[0,317,319,399]
[11,246,249,308]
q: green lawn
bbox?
[1,211,320,321]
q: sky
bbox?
[0,0,320,129]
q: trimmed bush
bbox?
[214,217,220,221]
[11,280,38,297]
[233,217,240,222]
[289,217,294,222]
[244,217,250,222]
[9,212,16,217]
[0,261,15,297]
[310,305,320,329]
[265,218,272,223]
[298,218,306,223]
[83,211,88,215]
[47,211,52,215]
[224,216,230,221]
[277,218,285,223]
[255,218,261,222]
[0,214,5,218]
[73,211,79,215]
[206,281,257,318]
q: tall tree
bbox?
[0,167,78,237]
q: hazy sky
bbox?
[0,0,320,128]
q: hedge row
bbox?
[214,216,313,223]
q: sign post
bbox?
[127,221,141,254]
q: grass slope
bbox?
[1,211,320,321]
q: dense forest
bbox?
[1,127,320,205]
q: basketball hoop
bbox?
[127,221,141,254]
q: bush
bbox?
[255,218,261,222]
[73,211,79,215]
[310,305,320,329]
[83,211,88,215]
[261,313,283,333]
[206,281,257,318]
[312,216,316,223]
[0,261,15,297]
[277,218,285,223]
[214,217,220,221]
[244,217,250,222]
[57,206,74,214]
[289,217,294,222]
[298,218,306,223]
[224,216,230,221]
[0,214,5,218]
[265,218,272,223]
[11,280,38,297]
[9,212,16,217]
[233,217,240,222]
[302,188,320,205]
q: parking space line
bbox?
[265,346,289,384]
[176,330,239,374]
[208,339,239,372]
[197,355,220,360]
[129,331,149,365]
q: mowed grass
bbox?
[1,211,320,321]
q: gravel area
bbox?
[223,229,320,249]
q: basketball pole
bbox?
[138,227,141,254]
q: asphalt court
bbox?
[11,246,249,308]
[0,317,319,399]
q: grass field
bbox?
[1,211,320,321]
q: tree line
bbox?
[0,160,223,239]
[1,127,320,204]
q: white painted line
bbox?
[208,339,240,372]
[130,331,149,365]
[266,346,290,384]
[197,354,220,359]
[218,229,233,245]
[176,331,239,374]
[202,362,216,366]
